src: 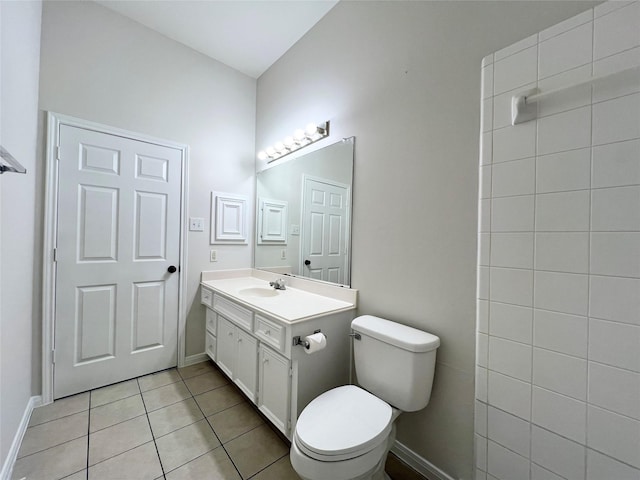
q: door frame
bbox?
[299,174,351,284]
[42,112,190,405]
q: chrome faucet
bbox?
[269,278,286,290]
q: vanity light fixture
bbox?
[258,121,330,163]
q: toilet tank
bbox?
[351,315,440,412]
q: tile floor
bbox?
[12,360,428,480]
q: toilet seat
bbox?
[295,385,393,462]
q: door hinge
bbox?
[53,248,57,262]
[289,367,293,377]
[51,349,56,364]
[55,146,60,161]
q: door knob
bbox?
[304,260,311,266]
[167,265,177,273]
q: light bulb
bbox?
[305,123,318,136]
[257,151,267,161]
[275,141,286,153]
[265,146,276,157]
[284,136,294,148]
[293,129,305,141]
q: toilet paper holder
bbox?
[293,329,325,348]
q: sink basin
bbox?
[238,287,280,298]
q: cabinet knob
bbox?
[263,358,269,364]
[265,330,271,335]
[228,332,233,337]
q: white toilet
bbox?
[290,315,440,480]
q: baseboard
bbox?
[183,352,209,367]
[0,395,42,480]
[391,440,457,480]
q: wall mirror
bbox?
[254,137,354,286]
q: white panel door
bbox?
[54,124,182,398]
[301,177,349,284]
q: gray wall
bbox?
[0,0,42,466]
[256,2,599,478]
[38,1,257,361]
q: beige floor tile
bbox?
[29,393,89,427]
[89,394,145,432]
[91,379,140,408]
[61,470,86,480]
[148,397,204,438]
[155,419,220,473]
[225,424,288,479]
[207,402,264,444]
[89,415,152,466]
[178,360,217,380]
[184,369,229,395]
[142,380,191,412]
[138,368,182,392]
[88,441,162,480]
[195,384,244,416]
[12,437,87,480]
[18,410,88,458]
[250,455,301,480]
[165,447,241,480]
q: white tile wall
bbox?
[476,4,640,479]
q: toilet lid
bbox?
[295,385,393,458]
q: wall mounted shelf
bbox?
[0,145,27,174]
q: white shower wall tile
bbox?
[477,3,640,473]
[532,386,587,443]
[477,333,488,367]
[586,449,640,480]
[536,147,591,194]
[531,426,586,480]
[491,158,535,198]
[590,232,640,277]
[588,318,640,372]
[593,1,640,60]
[488,336,532,382]
[534,309,588,359]
[535,190,590,232]
[476,434,488,471]
[537,106,592,156]
[535,232,589,274]
[490,267,533,307]
[491,195,534,232]
[589,275,640,325]
[539,9,593,43]
[487,406,531,458]
[592,93,640,146]
[592,139,640,188]
[491,233,534,269]
[587,405,640,469]
[588,362,640,420]
[534,271,589,316]
[533,348,587,401]
[487,440,530,480]
[493,123,536,163]
[489,302,533,344]
[539,22,593,80]
[591,186,640,232]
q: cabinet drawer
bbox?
[206,308,217,335]
[213,294,253,331]
[255,315,285,352]
[201,287,213,309]
[205,330,216,361]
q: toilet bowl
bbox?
[290,385,399,480]
[290,316,440,480]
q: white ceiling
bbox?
[96,0,338,78]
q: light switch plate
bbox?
[290,224,300,235]
[190,217,204,231]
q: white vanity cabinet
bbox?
[199,274,356,440]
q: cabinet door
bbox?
[216,316,236,379]
[258,344,291,435]
[235,329,258,402]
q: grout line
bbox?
[86,391,91,479]
[137,377,167,479]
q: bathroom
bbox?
[1,0,638,479]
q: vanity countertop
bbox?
[201,269,357,324]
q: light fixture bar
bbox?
[258,121,330,163]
